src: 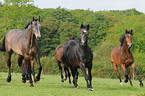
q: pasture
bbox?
[0,72,145,96]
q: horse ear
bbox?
[38,16,41,22]
[125,29,128,34]
[32,16,35,21]
[87,24,90,30]
[80,24,84,29]
[131,29,133,35]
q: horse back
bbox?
[63,40,80,67]
[5,29,27,55]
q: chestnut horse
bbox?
[55,45,71,83]
[63,24,93,91]
[111,29,143,86]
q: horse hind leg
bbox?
[6,50,13,82]
[17,55,26,83]
[57,61,64,82]
[112,62,123,85]
[132,63,143,87]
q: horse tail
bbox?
[0,37,6,52]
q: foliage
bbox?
[0,0,145,79]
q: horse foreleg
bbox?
[6,52,12,82]
[79,62,91,90]
[35,54,42,81]
[112,62,123,85]
[25,58,33,87]
[17,55,26,83]
[121,64,128,83]
[132,63,143,87]
[88,65,93,90]
[126,66,133,86]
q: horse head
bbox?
[125,29,133,48]
[31,16,41,40]
[80,24,89,46]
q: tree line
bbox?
[0,0,145,79]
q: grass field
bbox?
[0,72,145,96]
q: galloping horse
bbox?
[55,45,71,84]
[111,29,143,86]
[0,17,42,87]
[63,24,93,91]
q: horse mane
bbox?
[24,19,39,29]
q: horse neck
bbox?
[27,26,35,48]
[121,37,130,54]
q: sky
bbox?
[0,0,145,13]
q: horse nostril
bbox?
[37,37,41,40]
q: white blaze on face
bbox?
[83,29,87,33]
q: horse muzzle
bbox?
[36,36,41,40]
[127,44,132,48]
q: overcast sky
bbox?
[0,0,145,13]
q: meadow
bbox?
[0,72,145,96]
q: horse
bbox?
[111,29,143,87]
[0,16,42,87]
[63,24,93,91]
[55,45,71,84]
[17,55,36,83]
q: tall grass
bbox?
[0,72,145,96]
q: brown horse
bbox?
[55,45,71,84]
[17,55,36,83]
[111,29,143,86]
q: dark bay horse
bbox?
[111,29,143,87]
[63,24,93,91]
[55,45,71,84]
[17,55,36,83]
[0,17,42,87]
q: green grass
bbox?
[0,72,145,96]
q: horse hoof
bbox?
[35,76,40,81]
[22,77,26,83]
[124,79,128,83]
[69,81,71,84]
[140,83,144,87]
[63,77,67,81]
[34,80,37,83]
[27,80,30,83]
[30,85,34,87]
[61,79,64,82]
[6,77,11,82]
[72,84,75,87]
[87,88,94,91]
[76,86,79,89]
[120,82,123,85]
